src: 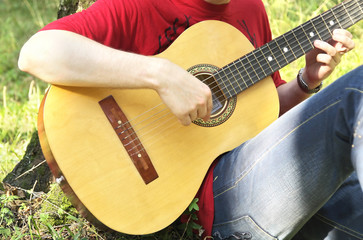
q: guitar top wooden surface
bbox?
[38,20,279,234]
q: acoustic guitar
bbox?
[38,0,362,235]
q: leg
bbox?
[293,173,363,240]
[212,66,363,240]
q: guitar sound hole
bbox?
[187,64,237,128]
[195,72,227,116]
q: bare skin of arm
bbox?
[278,29,355,115]
[19,29,354,124]
[18,30,212,126]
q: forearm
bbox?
[18,29,213,126]
[277,78,311,115]
[18,30,161,89]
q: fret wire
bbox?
[256,0,350,75]
[336,1,354,28]
[333,1,347,26]
[227,63,244,93]
[274,40,289,66]
[320,14,332,35]
[309,19,323,41]
[249,37,290,78]
[248,50,267,81]
[213,0,362,97]
[226,58,253,89]
[286,26,310,57]
[251,0,357,79]
[342,1,355,25]
[241,39,283,81]
[281,34,296,59]
[253,51,271,80]
[237,58,255,87]
[227,57,256,89]
[309,16,328,43]
[336,2,355,28]
[358,0,363,17]
[347,0,363,23]
[246,47,275,78]
[330,6,343,28]
[293,23,316,54]
[336,2,357,29]
[240,62,254,89]
[291,28,307,54]
[220,68,237,97]
[352,0,362,19]
[321,7,339,29]
[270,34,296,69]
[352,0,363,22]
[260,44,278,76]
[251,52,267,81]
[242,53,260,84]
[280,32,302,60]
[264,43,281,72]
[284,29,307,59]
[232,61,249,89]
[251,49,267,77]
[313,15,330,39]
[306,14,330,39]
[265,40,282,69]
[321,9,338,35]
[214,71,232,98]
[224,58,254,90]
[322,3,351,31]
[222,64,238,94]
[299,24,314,49]
[260,45,275,73]
[274,37,290,67]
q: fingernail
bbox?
[314,40,322,47]
[333,29,342,35]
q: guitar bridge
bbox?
[99,95,158,184]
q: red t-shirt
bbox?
[41,0,285,237]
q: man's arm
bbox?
[277,29,355,115]
[18,30,212,126]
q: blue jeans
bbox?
[212,65,363,240]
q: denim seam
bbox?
[315,213,363,239]
[345,87,363,94]
[213,215,278,240]
[214,100,341,199]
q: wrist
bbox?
[139,56,167,91]
[297,68,322,94]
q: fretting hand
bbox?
[302,29,355,88]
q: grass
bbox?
[265,0,363,84]
[0,0,57,182]
[0,0,362,239]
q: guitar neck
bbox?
[215,0,363,98]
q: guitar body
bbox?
[38,20,279,234]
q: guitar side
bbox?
[38,20,279,234]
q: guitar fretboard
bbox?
[214,0,363,98]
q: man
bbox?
[18,0,362,239]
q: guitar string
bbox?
[126,13,361,156]
[119,2,362,156]
[206,1,359,98]
[122,1,360,138]
[126,20,362,155]
[125,0,359,127]
[128,0,360,127]
[125,7,362,156]
[123,2,358,133]
[219,1,360,94]
[115,2,361,156]
[123,1,362,144]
